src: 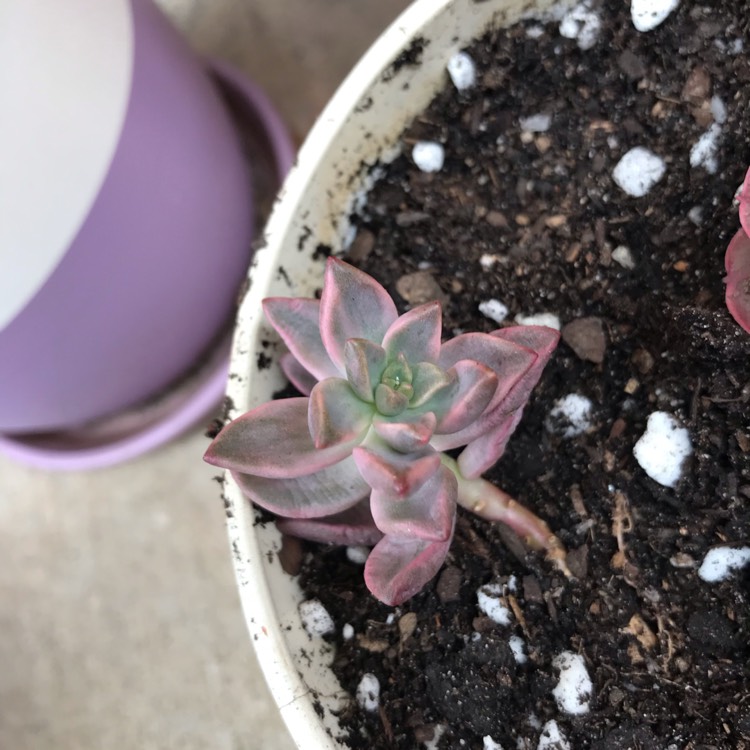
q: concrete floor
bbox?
[0,2,409,748]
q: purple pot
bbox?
[0,0,293,467]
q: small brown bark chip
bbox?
[561,316,607,364]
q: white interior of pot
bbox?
[222,0,566,747]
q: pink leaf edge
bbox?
[364,532,454,606]
[725,228,750,334]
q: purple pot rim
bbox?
[209,57,297,175]
[0,60,295,471]
[0,338,231,471]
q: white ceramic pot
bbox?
[220,0,563,747]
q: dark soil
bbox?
[295,2,750,748]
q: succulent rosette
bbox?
[726,166,750,334]
[206,258,562,605]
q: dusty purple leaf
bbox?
[232,455,369,518]
[725,228,750,334]
[374,382,410,416]
[364,533,454,606]
[352,443,441,497]
[433,359,497,434]
[343,338,386,402]
[372,412,437,453]
[308,378,373,449]
[438,332,536,415]
[382,301,442,364]
[263,297,339,381]
[319,257,397,371]
[280,352,317,396]
[204,398,356,478]
[409,361,454,407]
[739,166,750,236]
[431,333,536,450]
[457,409,523,480]
[277,500,383,546]
[490,325,560,413]
[370,464,457,542]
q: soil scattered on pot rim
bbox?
[293,2,750,748]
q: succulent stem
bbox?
[441,454,570,577]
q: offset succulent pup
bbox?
[726,167,750,334]
[206,258,567,605]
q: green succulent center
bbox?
[375,353,413,417]
[381,355,413,394]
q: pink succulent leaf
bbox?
[204,398,357,478]
[725,228,750,334]
[352,442,441,497]
[432,359,498,435]
[280,352,317,396]
[438,332,536,414]
[456,409,524,480]
[431,333,537,450]
[739,167,750,236]
[370,464,457,542]
[489,325,560,413]
[262,297,339,381]
[372,412,437,453]
[308,378,374,450]
[374,382,410,416]
[277,500,383,546]
[409,362,455,408]
[319,258,398,371]
[231,455,369,519]
[364,532,454,606]
[343,338,387,403]
[382,301,442,364]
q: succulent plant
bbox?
[206,258,566,605]
[726,167,750,334]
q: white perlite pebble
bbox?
[356,673,380,712]
[480,253,501,270]
[630,0,680,32]
[483,736,505,750]
[690,123,721,175]
[633,411,692,487]
[546,393,593,438]
[526,24,545,39]
[423,724,447,750]
[552,651,592,715]
[477,583,512,625]
[515,312,561,330]
[479,299,509,324]
[299,599,335,637]
[342,623,355,640]
[447,51,476,91]
[537,720,571,750]
[687,206,704,226]
[698,547,750,583]
[612,147,666,197]
[559,3,601,51]
[509,635,528,665]
[412,141,445,173]
[519,113,552,133]
[711,95,727,125]
[611,245,636,269]
[723,38,744,55]
[346,545,370,565]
